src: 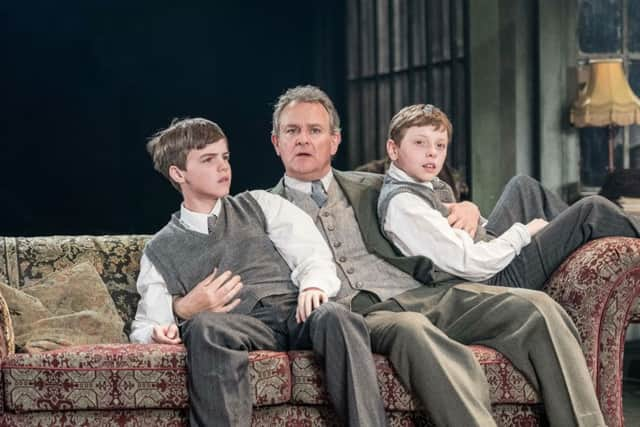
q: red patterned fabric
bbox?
[289,346,540,410]
[2,344,290,412]
[543,237,640,427]
[0,406,546,427]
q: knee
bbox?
[385,312,432,342]
[506,174,540,193]
[576,194,618,212]
[184,312,235,343]
[312,301,363,327]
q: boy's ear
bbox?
[386,139,399,161]
[168,165,186,184]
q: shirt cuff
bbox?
[504,222,531,254]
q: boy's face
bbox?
[170,139,231,205]
[387,125,448,182]
[271,101,341,181]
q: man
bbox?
[267,85,606,427]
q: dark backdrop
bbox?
[0,1,345,236]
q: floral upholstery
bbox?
[0,235,638,426]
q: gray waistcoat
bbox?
[144,192,298,315]
[378,174,492,243]
[286,180,423,304]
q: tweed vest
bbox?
[144,192,298,315]
[378,174,493,243]
[285,180,423,304]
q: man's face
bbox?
[171,139,232,206]
[387,125,449,182]
[271,101,341,181]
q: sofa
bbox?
[0,235,639,427]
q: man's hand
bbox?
[151,324,182,345]
[296,288,328,323]
[444,201,481,238]
[173,269,243,320]
[526,218,548,237]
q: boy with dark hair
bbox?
[130,118,387,427]
[378,103,640,289]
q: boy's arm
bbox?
[130,255,181,344]
[385,192,531,282]
[443,201,481,238]
[250,190,340,297]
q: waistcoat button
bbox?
[346,267,355,274]
[327,225,335,231]
[333,241,342,248]
[339,256,347,263]
[355,281,363,288]
[322,212,330,217]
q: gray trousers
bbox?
[363,284,606,427]
[485,175,640,289]
[180,294,387,427]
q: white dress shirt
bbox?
[283,170,334,195]
[383,163,531,282]
[129,189,340,344]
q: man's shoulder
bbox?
[334,169,384,188]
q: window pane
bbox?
[392,0,409,71]
[578,0,621,54]
[347,0,359,79]
[347,83,362,166]
[377,0,390,74]
[629,61,640,168]
[360,0,376,77]
[629,0,640,52]
[362,80,378,162]
[411,0,427,67]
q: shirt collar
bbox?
[179,199,221,234]
[388,162,435,190]
[283,170,334,194]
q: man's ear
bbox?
[168,165,186,184]
[271,134,281,156]
[386,139,399,161]
[330,132,342,156]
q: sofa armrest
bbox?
[0,289,14,358]
[543,236,640,427]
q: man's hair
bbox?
[388,104,453,144]
[146,117,226,190]
[272,85,341,135]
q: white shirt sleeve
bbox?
[250,190,341,297]
[384,193,531,282]
[129,254,176,344]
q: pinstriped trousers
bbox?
[180,294,387,427]
[485,175,640,289]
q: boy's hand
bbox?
[151,324,182,345]
[526,218,548,236]
[444,201,480,238]
[173,269,243,320]
[296,288,328,323]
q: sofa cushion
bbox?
[2,344,291,412]
[0,262,127,352]
[289,345,541,410]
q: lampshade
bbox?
[570,58,640,127]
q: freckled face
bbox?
[387,125,449,182]
[271,101,341,181]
